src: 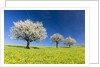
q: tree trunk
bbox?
[26,41,30,49]
[56,43,58,48]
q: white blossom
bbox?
[50,33,64,48]
[10,19,47,48]
[64,36,76,47]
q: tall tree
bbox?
[10,19,47,49]
[50,33,64,48]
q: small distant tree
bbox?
[81,44,85,47]
[10,19,47,49]
[64,36,76,48]
[50,33,64,48]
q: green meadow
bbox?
[4,45,85,64]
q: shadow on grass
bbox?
[7,45,39,49]
[7,45,25,48]
[31,47,39,49]
[60,47,70,48]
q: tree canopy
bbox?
[50,33,64,48]
[10,19,47,48]
[64,36,76,47]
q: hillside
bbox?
[4,45,85,64]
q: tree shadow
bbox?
[31,47,39,49]
[60,47,70,48]
[7,45,25,48]
[7,45,40,49]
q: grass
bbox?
[4,45,85,64]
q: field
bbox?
[4,45,85,64]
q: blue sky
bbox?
[4,10,85,47]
